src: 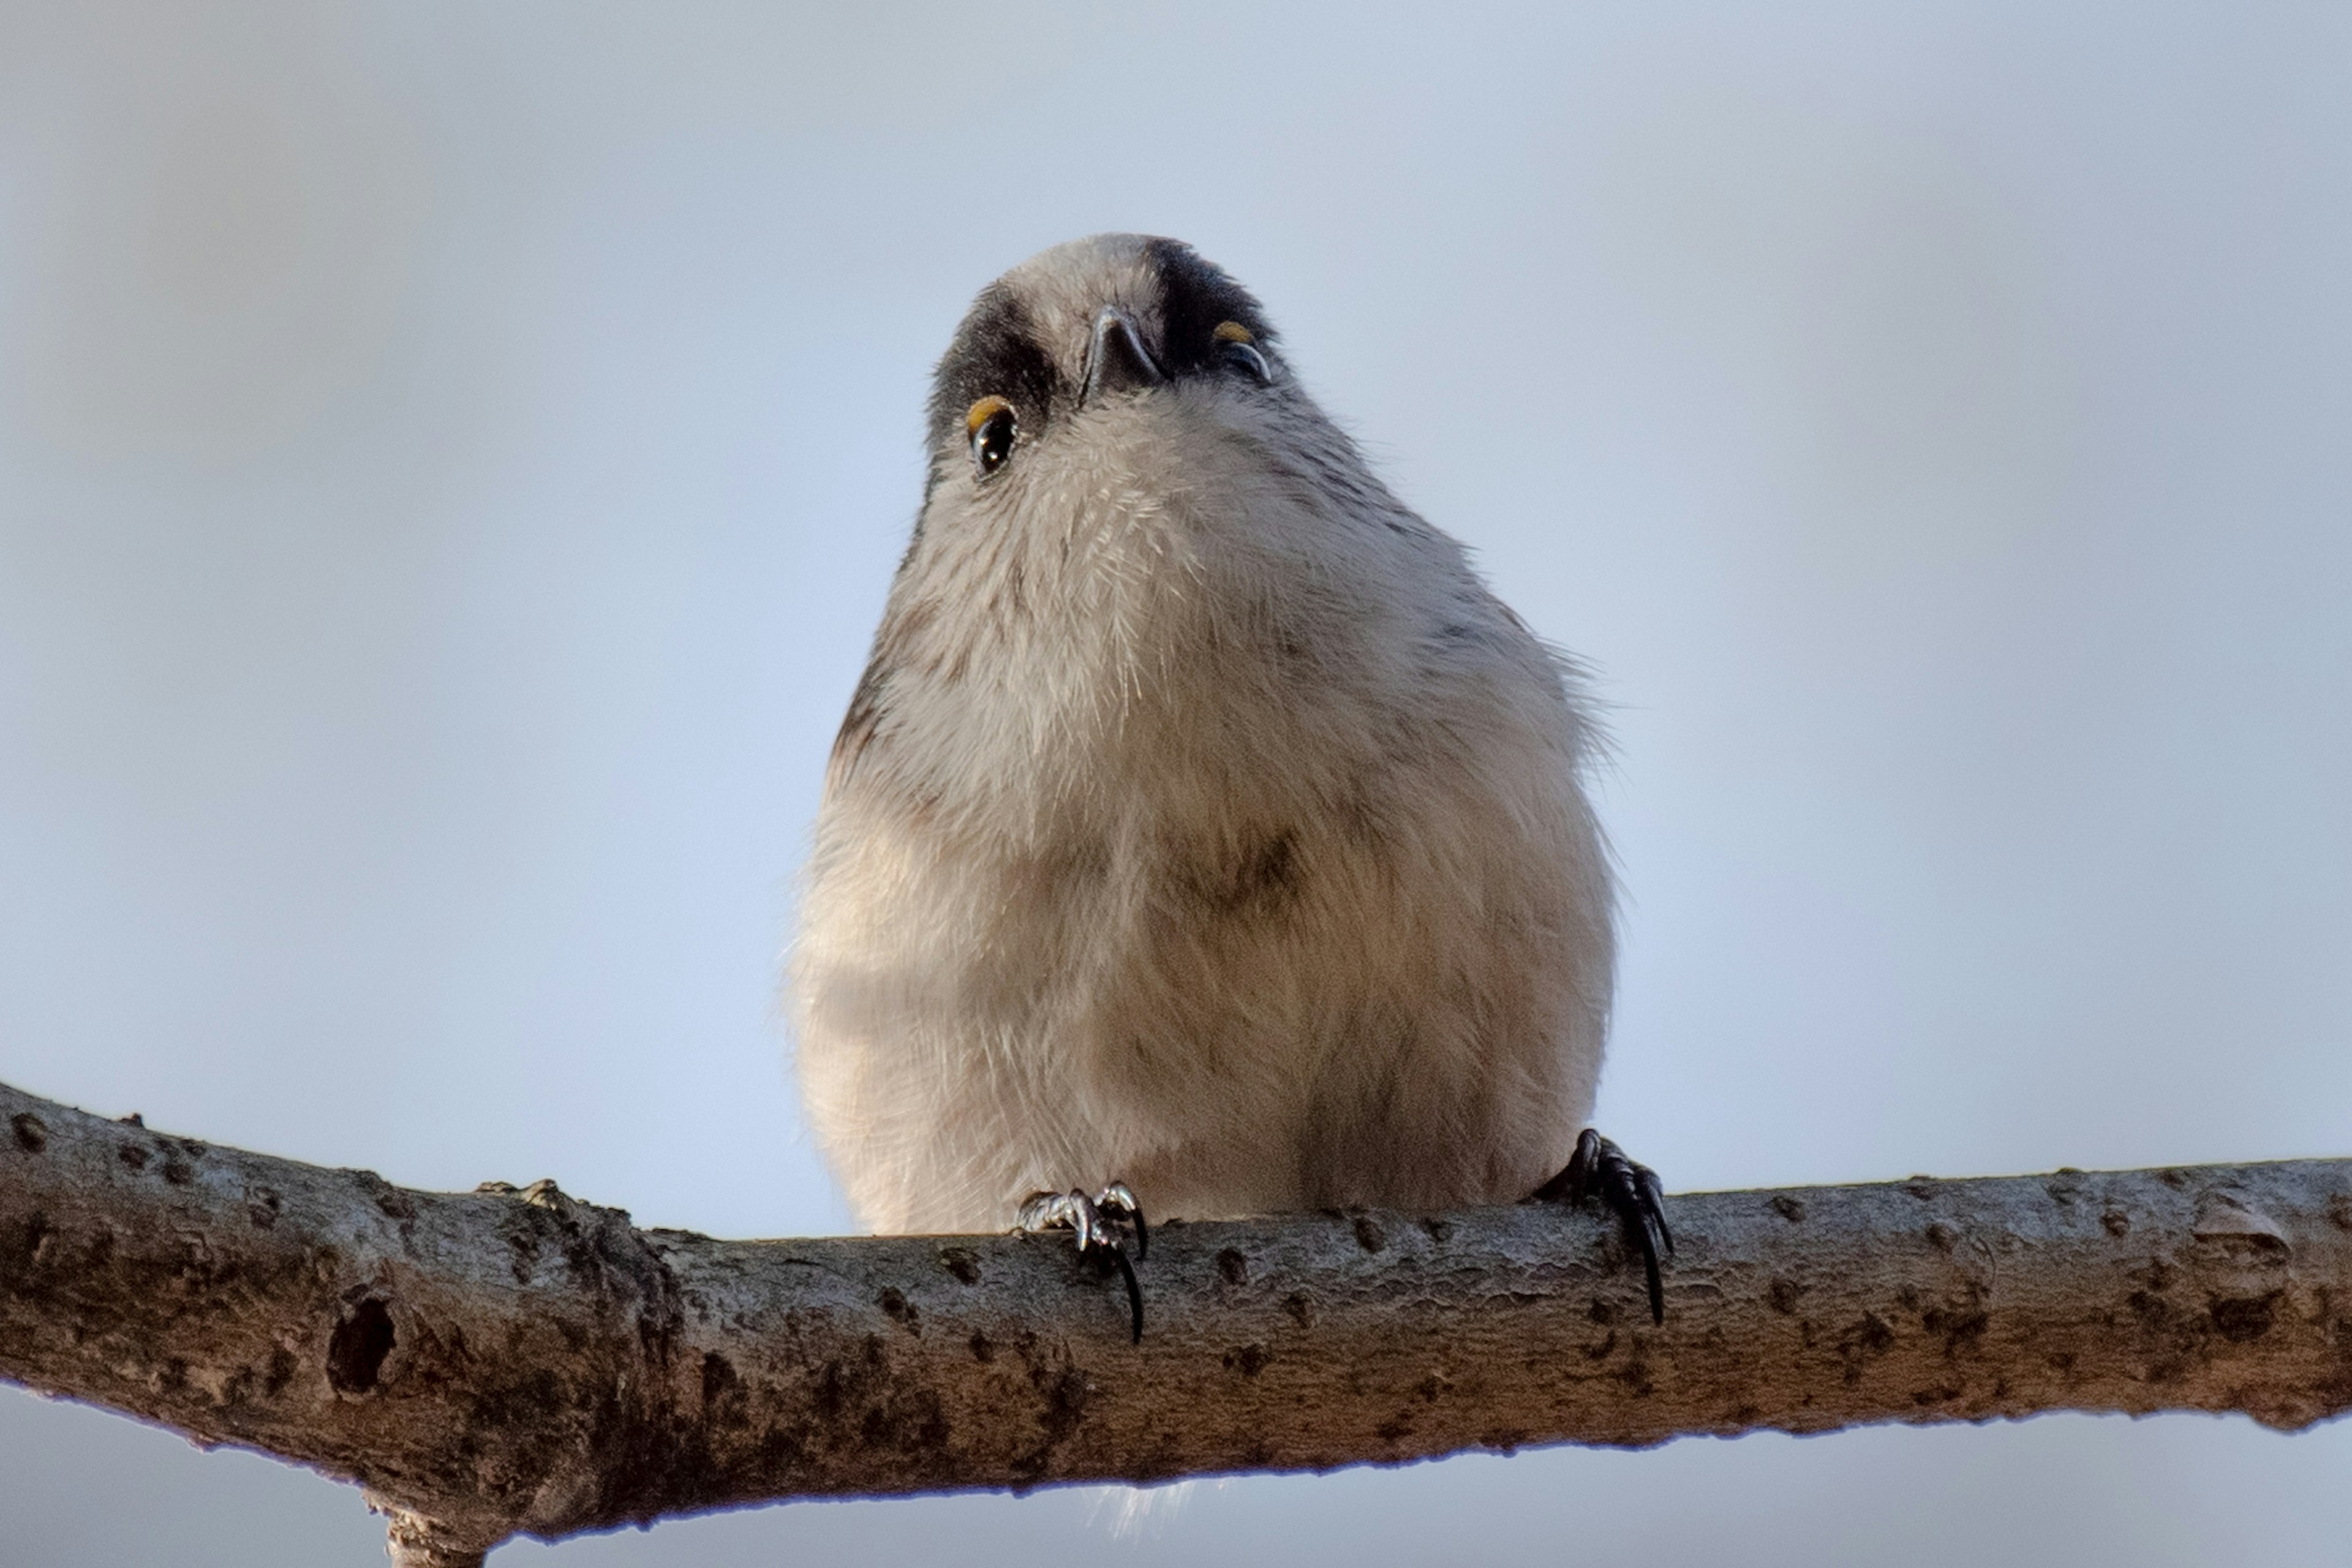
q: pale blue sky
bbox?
[2,4,2350,1562]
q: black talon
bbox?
[1530,1129,1674,1325]
[1017,1182,1149,1343]
[1106,1242,1144,1343]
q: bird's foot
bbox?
[1529,1129,1673,1324]
[1017,1182,1149,1343]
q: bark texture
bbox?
[4,1078,2350,1563]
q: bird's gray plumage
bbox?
[790,234,1616,1234]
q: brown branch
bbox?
[4,1078,2349,1564]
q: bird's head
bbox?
[917,235,1298,521]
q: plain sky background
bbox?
[3,2,2350,1562]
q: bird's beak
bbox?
[1079,307,1163,407]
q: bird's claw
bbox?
[1017,1182,1148,1342]
[1530,1128,1673,1324]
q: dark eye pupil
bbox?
[1221,340,1271,383]
[971,409,1017,477]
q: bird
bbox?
[788,234,1667,1337]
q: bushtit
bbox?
[790,235,1667,1333]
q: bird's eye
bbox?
[966,396,1018,479]
[1213,320,1270,383]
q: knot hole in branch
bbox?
[328,1297,396,1393]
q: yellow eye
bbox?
[966,396,1018,478]
[1213,321,1254,344]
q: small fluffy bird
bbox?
[790,235,1665,1329]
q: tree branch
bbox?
[4,1078,2348,1564]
